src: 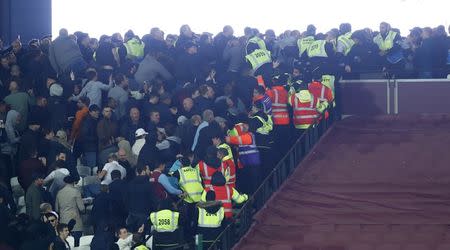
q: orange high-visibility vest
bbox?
[290,93,320,129]
[204,185,233,218]
[267,86,290,125]
[308,81,333,119]
[222,159,236,189]
[197,161,223,188]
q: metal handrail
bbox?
[206,107,336,250]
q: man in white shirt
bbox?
[116,225,145,250]
[98,153,126,185]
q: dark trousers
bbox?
[237,164,260,195]
[181,201,197,239]
[71,231,82,247]
[273,125,292,161]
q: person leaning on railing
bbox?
[201,171,248,219]
[193,190,225,249]
[288,82,326,137]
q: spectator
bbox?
[71,69,114,107]
[18,149,47,191]
[44,159,70,199]
[97,106,119,165]
[109,169,128,228]
[55,175,85,247]
[108,73,129,119]
[4,78,34,130]
[25,173,45,220]
[132,128,147,158]
[79,104,100,171]
[134,46,173,85]
[126,164,158,232]
[98,153,126,185]
[51,223,71,250]
[120,107,145,145]
[48,28,86,76]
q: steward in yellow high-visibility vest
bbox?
[249,101,275,178]
[149,199,183,250]
[373,22,398,52]
[246,35,267,55]
[173,157,204,204]
[245,49,272,72]
[194,190,225,249]
[297,35,315,57]
[124,37,145,61]
[172,157,204,239]
[337,23,354,56]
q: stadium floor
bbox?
[234,114,450,250]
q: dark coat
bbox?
[194,121,222,160]
[119,117,146,145]
[194,96,213,113]
[109,178,128,223]
[17,129,40,163]
[127,175,159,215]
[47,96,68,131]
[137,132,159,167]
[79,115,98,152]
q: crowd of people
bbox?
[0,22,449,250]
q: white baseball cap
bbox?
[135,128,148,137]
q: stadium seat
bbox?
[77,165,91,177]
[79,235,93,246]
[145,235,153,248]
[67,236,75,248]
[17,196,24,207]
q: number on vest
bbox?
[158,219,171,225]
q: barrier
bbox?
[206,108,336,250]
[340,78,450,116]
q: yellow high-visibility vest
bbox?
[246,36,267,54]
[150,210,179,232]
[297,36,315,57]
[252,115,273,135]
[178,167,203,203]
[245,49,272,71]
[307,40,328,58]
[373,30,397,51]
[197,206,224,228]
[338,32,355,55]
[124,38,145,60]
[217,143,233,161]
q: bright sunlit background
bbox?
[52,0,450,38]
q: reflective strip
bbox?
[237,136,243,144]
[320,85,325,99]
[294,107,316,111]
[200,162,211,180]
[188,191,203,196]
[295,114,320,119]
[239,149,259,155]
[273,114,289,118]
[274,89,279,103]
[224,208,233,213]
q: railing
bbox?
[205,108,337,250]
